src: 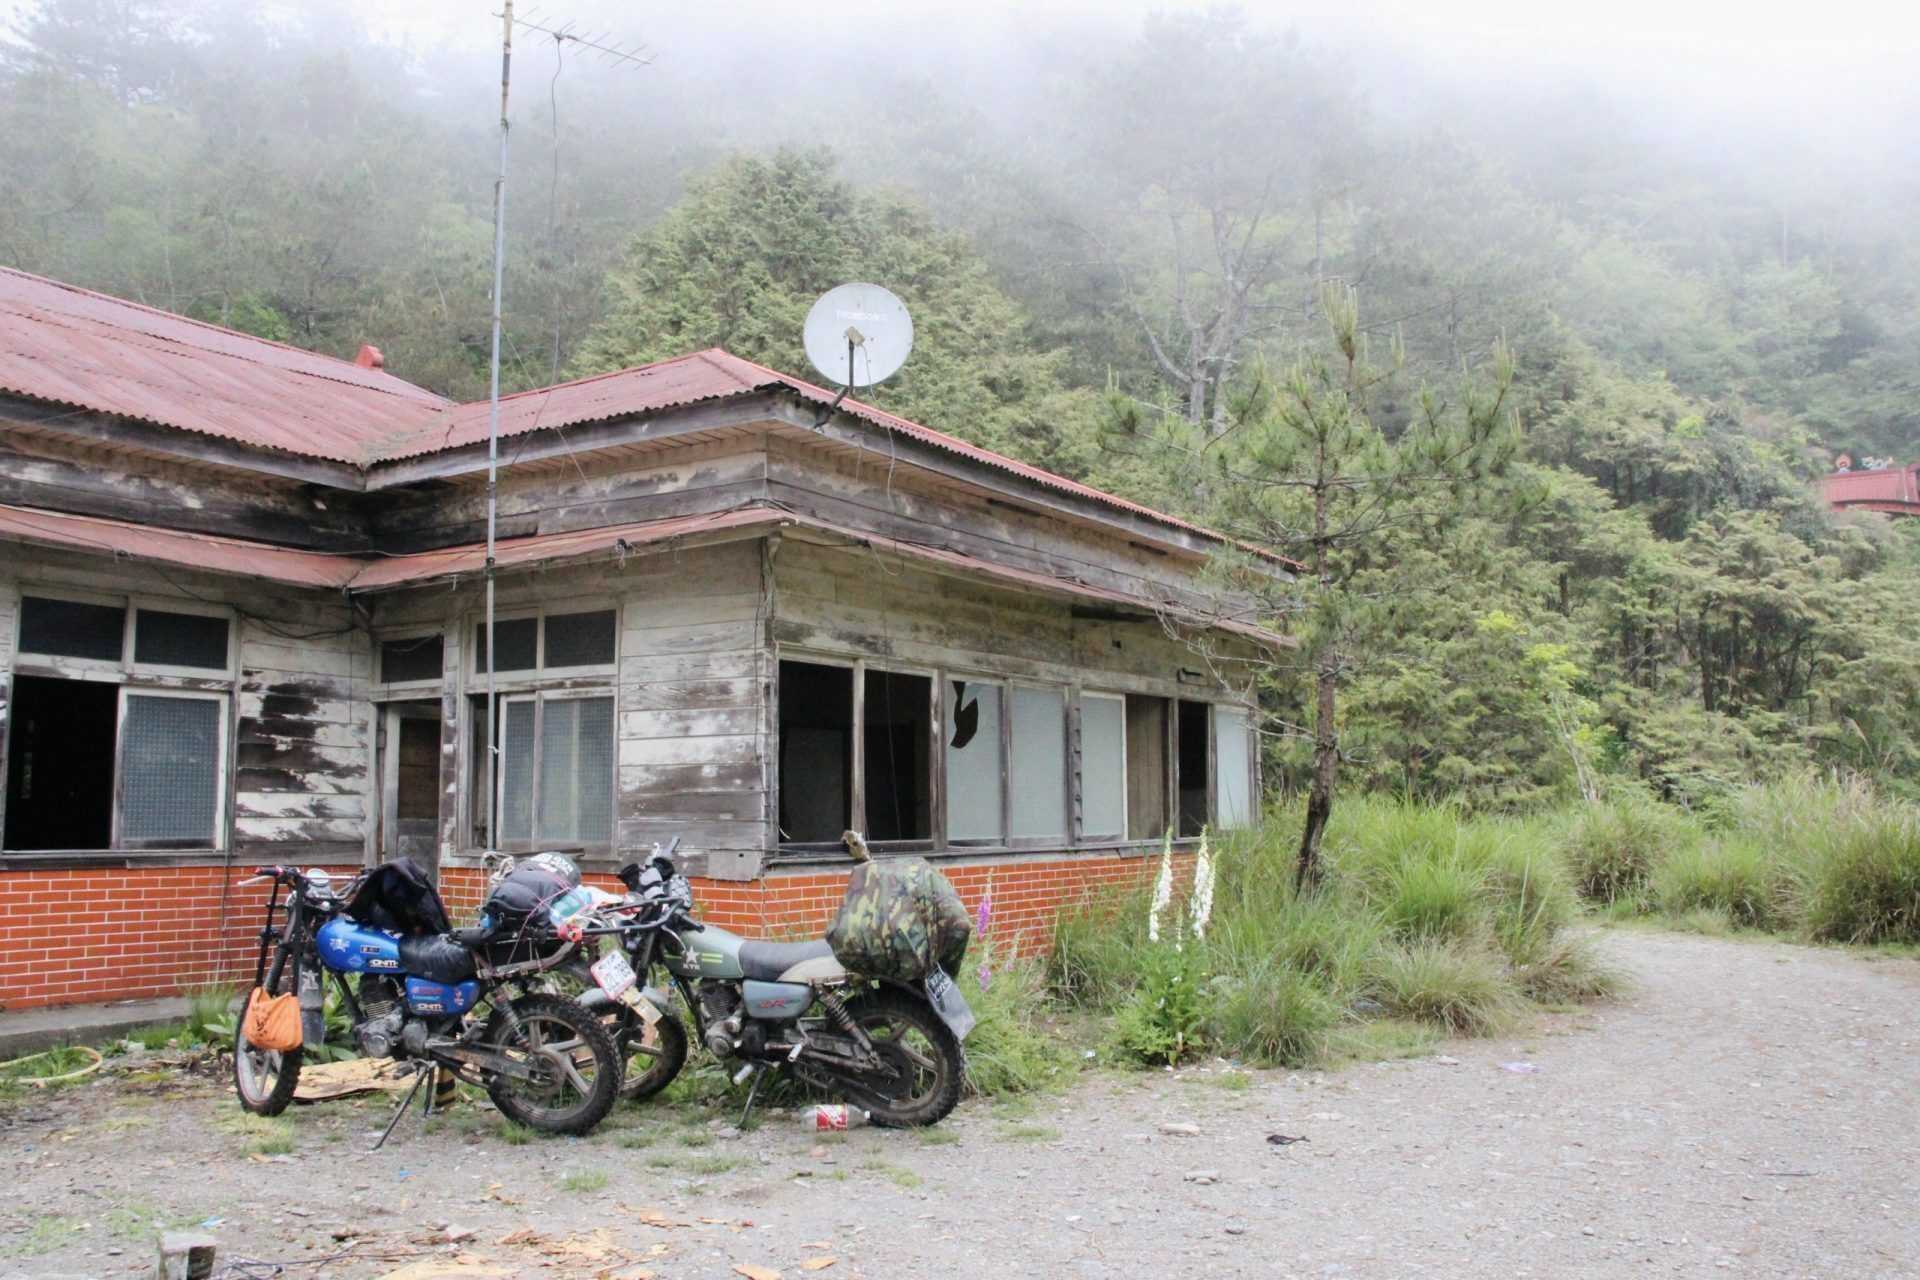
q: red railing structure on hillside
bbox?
[1823,460,1920,518]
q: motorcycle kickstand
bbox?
[370,1062,435,1152]
[737,1064,771,1129]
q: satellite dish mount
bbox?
[803,283,914,430]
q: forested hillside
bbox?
[4,0,1915,804]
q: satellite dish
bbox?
[803,283,913,389]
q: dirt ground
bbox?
[3,929,1917,1280]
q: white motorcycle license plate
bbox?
[925,968,976,1041]
[590,950,638,1000]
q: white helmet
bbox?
[524,851,581,888]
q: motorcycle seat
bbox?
[737,938,843,983]
[400,933,478,985]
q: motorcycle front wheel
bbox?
[837,989,964,1128]
[233,973,303,1117]
[605,1003,689,1101]
[481,994,622,1135]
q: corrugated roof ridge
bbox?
[0,265,452,407]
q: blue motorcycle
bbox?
[231,863,621,1138]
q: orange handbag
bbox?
[241,987,304,1053]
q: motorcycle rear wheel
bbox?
[837,988,963,1128]
[233,976,303,1117]
[606,1003,689,1101]
[482,994,621,1135]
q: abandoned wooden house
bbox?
[0,266,1284,1011]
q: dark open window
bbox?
[778,660,853,844]
[19,596,123,661]
[864,670,931,842]
[1177,698,1210,838]
[3,676,117,850]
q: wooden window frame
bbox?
[13,589,235,681]
[469,603,620,686]
[940,671,1008,850]
[774,653,940,856]
[373,627,447,697]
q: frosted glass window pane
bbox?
[1009,687,1066,838]
[120,695,220,845]
[944,680,1002,841]
[500,700,535,842]
[1081,695,1126,838]
[1213,706,1253,829]
[538,696,614,843]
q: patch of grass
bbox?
[862,1159,923,1189]
[1507,931,1623,1003]
[559,1168,609,1193]
[686,1155,746,1176]
[915,1126,961,1145]
[1047,890,1149,1009]
[997,1123,1059,1142]
[498,1121,535,1146]
[1205,961,1341,1068]
[677,1130,713,1148]
[0,1045,101,1091]
[1206,1070,1253,1091]
[248,1123,296,1156]
[1324,1017,1442,1063]
[960,939,1077,1096]
[183,983,239,1043]
[2,1214,86,1258]
[1367,941,1518,1036]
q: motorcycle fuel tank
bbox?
[316,917,404,975]
[403,976,479,1015]
[665,921,747,981]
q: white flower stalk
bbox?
[1190,829,1216,941]
[1148,831,1175,944]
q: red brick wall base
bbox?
[2,850,1186,1012]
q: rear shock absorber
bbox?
[817,988,873,1055]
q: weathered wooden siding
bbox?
[0,547,373,861]
[0,424,368,549]
[364,439,769,552]
[0,577,14,843]
[365,537,772,879]
[772,535,1256,701]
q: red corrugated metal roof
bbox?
[0,267,447,464]
[0,268,1266,556]
[1823,464,1920,514]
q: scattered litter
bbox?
[377,1258,510,1280]
[801,1241,833,1250]
[295,1057,419,1101]
[1159,1122,1202,1137]
[0,1045,104,1087]
[1265,1134,1309,1147]
[1183,1169,1220,1184]
[1499,1062,1542,1074]
[1224,1225,1248,1236]
[733,1266,782,1280]
[199,1217,225,1229]
[1433,1056,1460,1066]
[801,1259,838,1272]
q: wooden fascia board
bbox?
[0,393,367,489]
[359,391,796,490]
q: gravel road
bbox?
[3,930,1916,1280]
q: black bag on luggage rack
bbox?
[343,859,451,936]
[475,864,576,968]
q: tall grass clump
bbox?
[959,937,1077,1096]
[1366,940,1518,1035]
[1047,887,1150,1010]
[1560,790,1694,904]
[1650,837,1789,930]
[1794,808,1920,945]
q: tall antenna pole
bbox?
[484,1,512,851]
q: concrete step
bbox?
[0,996,194,1059]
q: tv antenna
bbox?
[802,283,914,426]
[479,1,651,853]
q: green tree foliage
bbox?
[570,150,1101,469]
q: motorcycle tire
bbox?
[606,1004,690,1101]
[233,978,303,1117]
[482,993,622,1136]
[838,988,964,1128]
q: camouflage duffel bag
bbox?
[825,834,971,982]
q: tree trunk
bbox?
[1295,650,1339,890]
